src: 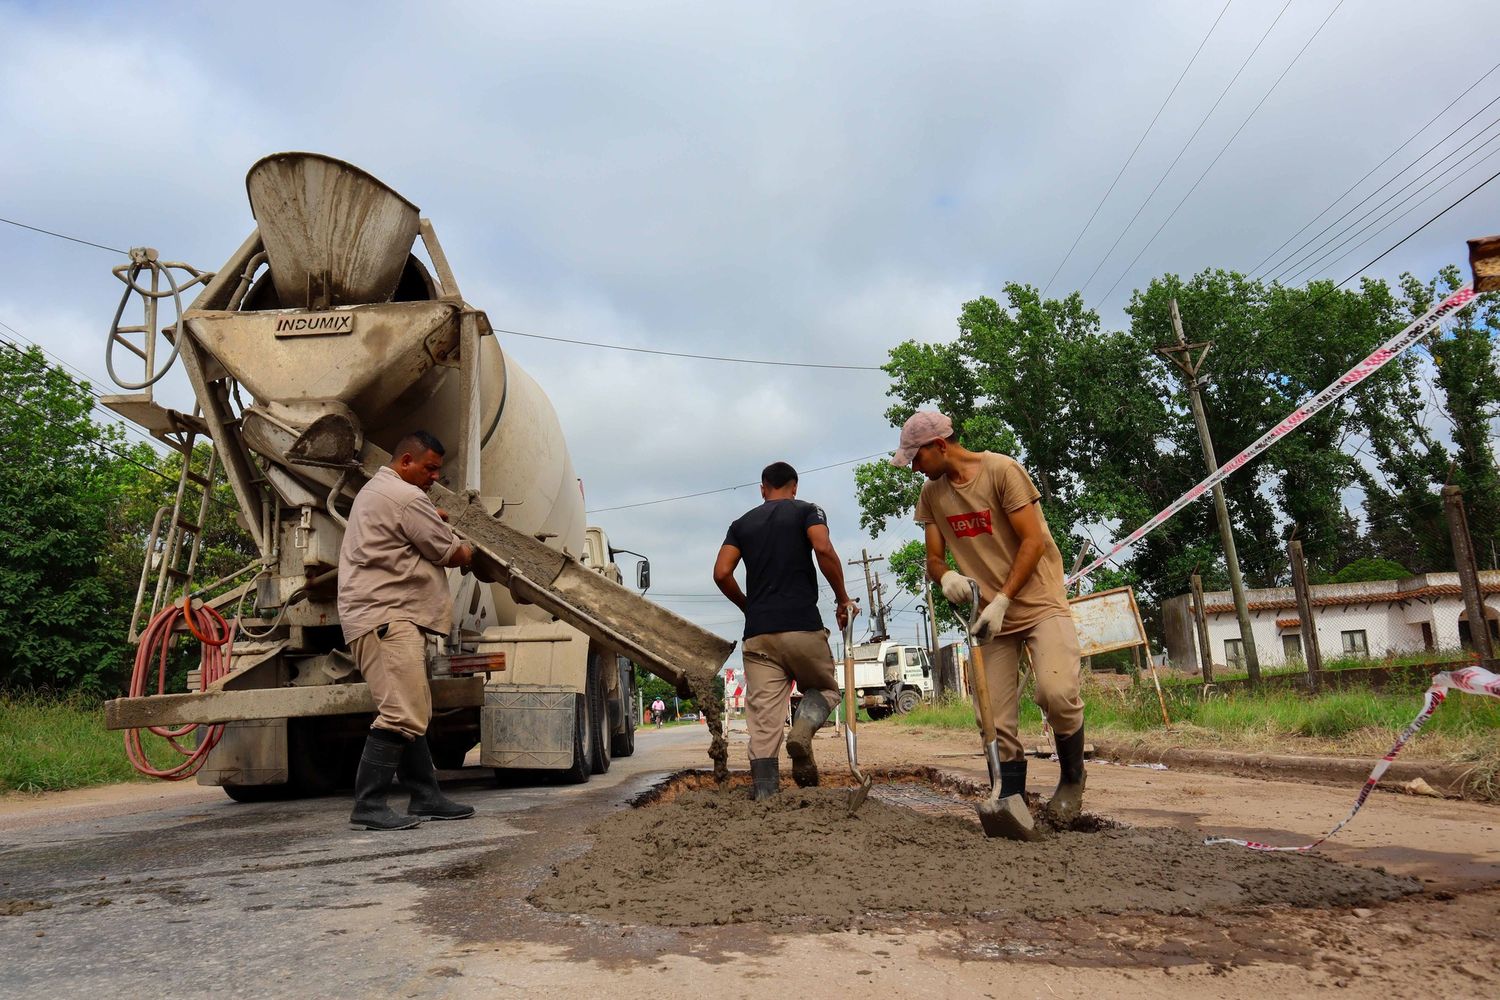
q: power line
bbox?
[1078,0,1296,298]
[586,451,889,513]
[1042,0,1234,297]
[0,326,174,454]
[1097,0,1346,304]
[0,381,232,511]
[1247,60,1500,277]
[1279,116,1500,284]
[0,215,127,255]
[1327,160,1500,287]
[3,210,883,374]
[0,342,236,514]
[1259,87,1500,282]
[496,327,884,371]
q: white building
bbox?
[1161,571,1500,673]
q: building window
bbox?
[1224,638,1244,668]
[1341,630,1369,656]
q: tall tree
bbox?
[0,346,145,693]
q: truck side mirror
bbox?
[636,560,651,593]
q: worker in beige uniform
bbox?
[339,430,477,831]
[892,411,1086,837]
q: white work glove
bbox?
[970,593,1011,641]
[939,570,978,606]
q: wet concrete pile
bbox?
[531,777,1420,929]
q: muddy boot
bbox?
[1046,726,1087,824]
[784,694,832,788]
[350,729,421,831]
[398,734,476,821]
[749,758,780,801]
[988,760,1042,842]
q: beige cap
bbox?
[890,410,953,467]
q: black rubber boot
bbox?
[749,758,780,801]
[998,759,1028,799]
[1047,726,1087,823]
[350,728,421,831]
[398,734,476,821]
[785,694,833,788]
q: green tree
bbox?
[0,346,145,693]
[1328,557,1413,584]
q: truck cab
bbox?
[838,640,933,717]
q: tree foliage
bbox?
[860,268,1500,633]
[0,347,143,693]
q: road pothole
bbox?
[531,768,1420,929]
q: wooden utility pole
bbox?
[1189,573,1214,685]
[1443,485,1494,663]
[848,549,884,641]
[1157,298,1261,684]
[871,569,890,640]
[1287,538,1324,691]
[924,578,943,698]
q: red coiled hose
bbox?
[123,596,236,779]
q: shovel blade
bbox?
[846,774,873,816]
[976,788,1043,842]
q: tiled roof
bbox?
[1203,582,1500,617]
[1275,617,1300,629]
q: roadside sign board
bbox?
[1069,586,1148,657]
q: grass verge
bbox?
[1,693,179,794]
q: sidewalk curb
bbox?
[1090,740,1489,801]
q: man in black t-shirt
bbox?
[713,462,857,800]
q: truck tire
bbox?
[558,692,594,785]
[609,696,636,758]
[610,658,636,758]
[867,704,894,721]
[287,718,339,796]
[895,687,923,714]
[587,653,612,775]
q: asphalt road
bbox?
[3,719,1498,1000]
[0,724,712,1000]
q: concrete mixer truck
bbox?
[98,152,732,799]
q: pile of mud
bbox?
[531,782,1420,928]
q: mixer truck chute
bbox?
[98,152,732,798]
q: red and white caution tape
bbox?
[1204,664,1500,853]
[1066,285,1476,587]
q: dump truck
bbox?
[99,152,733,798]
[839,640,933,718]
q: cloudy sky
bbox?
[4,0,1500,658]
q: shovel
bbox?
[965,580,1039,840]
[842,608,872,815]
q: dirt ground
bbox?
[2,719,1498,999]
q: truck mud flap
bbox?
[480,686,576,769]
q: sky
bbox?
[4,0,1500,662]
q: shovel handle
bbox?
[965,580,999,747]
[842,610,857,734]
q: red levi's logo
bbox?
[947,509,993,538]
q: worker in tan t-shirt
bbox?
[892,411,1085,838]
[338,430,476,832]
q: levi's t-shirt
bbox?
[914,452,1071,634]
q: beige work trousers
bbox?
[978,614,1084,761]
[351,619,431,739]
[742,629,841,760]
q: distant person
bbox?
[712,461,857,800]
[892,411,1085,840]
[651,697,666,728]
[339,431,477,832]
